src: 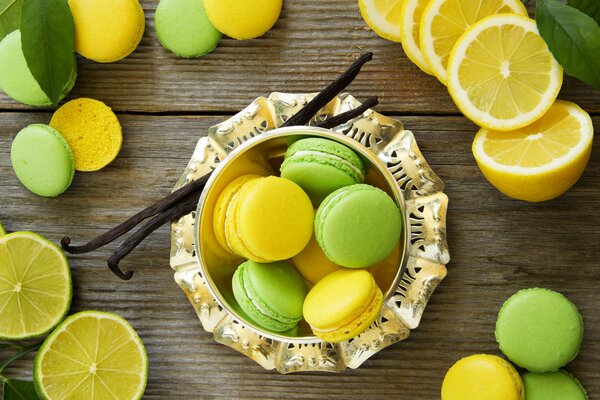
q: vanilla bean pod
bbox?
[315,97,378,129]
[281,52,373,127]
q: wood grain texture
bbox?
[0,0,598,115]
[0,113,598,399]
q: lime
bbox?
[34,311,148,400]
[0,232,71,340]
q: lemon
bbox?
[472,100,594,202]
[400,0,432,74]
[447,14,563,131]
[0,232,71,340]
[34,311,148,400]
[359,0,405,42]
[420,0,527,84]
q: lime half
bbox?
[34,311,148,400]
[0,232,72,340]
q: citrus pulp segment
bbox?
[420,0,527,84]
[359,0,405,42]
[472,100,593,202]
[0,232,71,340]
[447,14,563,131]
[34,311,148,400]
[400,0,433,74]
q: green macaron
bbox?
[155,0,222,58]
[280,138,365,204]
[315,184,402,268]
[11,124,75,197]
[496,288,583,372]
[0,30,77,106]
[522,371,588,400]
[232,260,307,332]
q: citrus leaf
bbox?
[537,0,600,90]
[3,379,40,400]
[569,0,600,25]
[20,0,75,105]
[0,0,23,41]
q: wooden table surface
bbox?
[1,1,599,398]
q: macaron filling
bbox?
[282,150,365,182]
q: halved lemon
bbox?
[359,0,405,42]
[472,100,594,202]
[448,14,563,131]
[420,0,527,84]
[34,311,148,400]
[0,232,71,340]
[400,0,433,74]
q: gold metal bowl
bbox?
[170,92,450,373]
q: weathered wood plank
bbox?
[0,0,598,115]
[0,113,598,399]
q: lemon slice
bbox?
[0,232,71,340]
[420,0,527,84]
[448,14,563,131]
[472,100,594,202]
[400,0,432,74]
[359,0,405,42]
[34,311,148,400]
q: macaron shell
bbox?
[495,288,583,372]
[522,371,588,400]
[50,98,123,171]
[235,176,314,261]
[203,0,282,40]
[69,0,145,62]
[155,0,222,57]
[441,354,524,400]
[315,184,402,268]
[0,30,77,106]
[11,124,75,197]
[291,234,341,286]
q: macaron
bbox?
[203,0,282,40]
[280,138,365,204]
[68,0,145,62]
[496,288,583,372]
[0,30,77,106]
[50,98,123,172]
[303,269,383,342]
[11,124,75,197]
[315,184,402,268]
[441,354,524,400]
[213,175,314,262]
[291,234,342,286]
[232,260,307,332]
[155,0,222,58]
[522,371,588,400]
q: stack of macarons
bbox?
[441,288,588,400]
[213,137,404,341]
[155,0,283,57]
[11,98,123,197]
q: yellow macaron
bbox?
[292,234,341,286]
[303,269,383,343]
[68,0,145,62]
[50,98,123,172]
[441,354,524,400]
[203,0,282,40]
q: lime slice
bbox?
[34,311,148,400]
[0,232,72,340]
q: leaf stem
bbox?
[0,343,40,374]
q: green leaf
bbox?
[0,0,23,42]
[536,0,600,90]
[569,0,600,25]
[3,379,40,400]
[20,0,75,105]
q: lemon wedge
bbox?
[448,14,563,131]
[400,0,433,74]
[472,100,594,202]
[359,0,405,42]
[420,0,527,84]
